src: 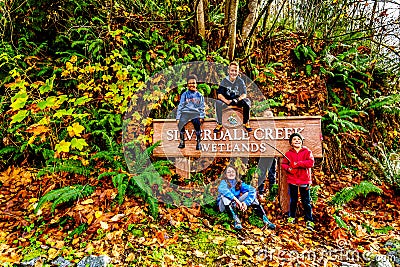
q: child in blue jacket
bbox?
[217,165,276,230]
[176,74,205,150]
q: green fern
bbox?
[35,184,95,213]
[328,181,382,207]
[310,185,320,203]
[38,159,91,177]
[333,214,349,229]
[112,173,129,204]
[98,171,118,180]
[267,184,278,202]
[367,94,400,115]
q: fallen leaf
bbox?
[194,250,206,258]
[100,221,109,230]
[81,199,94,205]
[110,214,125,222]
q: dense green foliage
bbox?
[0,0,399,222]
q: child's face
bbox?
[187,79,197,91]
[228,65,239,81]
[291,136,303,148]
[225,167,236,180]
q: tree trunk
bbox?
[277,158,290,214]
[196,0,206,38]
[227,0,238,60]
[241,0,259,41]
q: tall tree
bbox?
[225,0,239,60]
[196,0,206,38]
[242,0,260,40]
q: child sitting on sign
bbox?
[217,164,276,230]
[281,132,315,230]
[176,74,205,150]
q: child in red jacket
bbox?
[281,132,315,230]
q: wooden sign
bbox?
[152,115,322,158]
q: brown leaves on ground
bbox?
[0,166,399,266]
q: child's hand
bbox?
[290,161,298,169]
[239,202,247,211]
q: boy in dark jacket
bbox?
[213,61,252,133]
[281,132,315,230]
[176,74,205,150]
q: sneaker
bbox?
[287,217,295,224]
[243,123,252,132]
[262,215,276,230]
[306,221,315,231]
[213,124,223,133]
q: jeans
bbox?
[288,183,313,222]
[178,116,202,135]
[257,157,277,194]
[215,98,251,124]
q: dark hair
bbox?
[187,74,198,82]
[289,132,304,145]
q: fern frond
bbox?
[35,184,95,213]
[328,181,382,207]
[333,214,349,229]
[98,171,118,180]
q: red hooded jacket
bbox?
[281,146,314,185]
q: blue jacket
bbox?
[217,179,256,206]
[176,90,205,120]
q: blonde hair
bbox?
[229,61,239,68]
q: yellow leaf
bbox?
[67,122,85,137]
[47,248,59,260]
[252,228,264,235]
[26,125,50,135]
[66,62,73,70]
[55,140,71,153]
[70,55,77,63]
[95,211,103,218]
[238,245,254,257]
[126,253,135,262]
[81,199,94,205]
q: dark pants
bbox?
[178,116,202,135]
[288,184,313,222]
[257,157,277,194]
[215,98,251,124]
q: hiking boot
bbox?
[195,133,201,150]
[178,132,185,148]
[263,215,276,230]
[243,123,252,132]
[234,221,243,230]
[287,217,295,224]
[306,221,315,231]
[233,215,242,230]
[213,124,223,133]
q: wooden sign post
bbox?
[152,115,322,213]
